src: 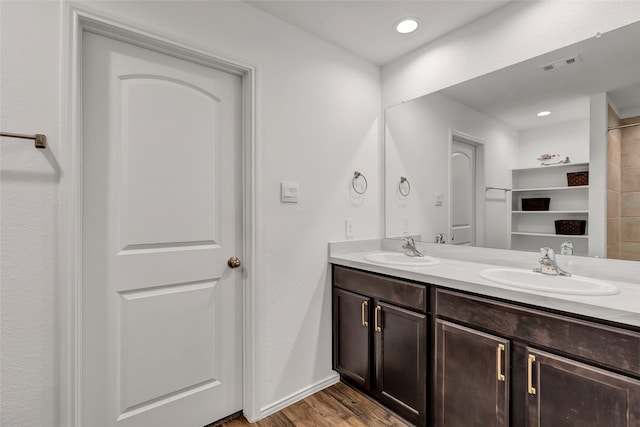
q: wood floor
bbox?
[216,381,410,427]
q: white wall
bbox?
[590,93,609,257]
[517,118,590,169]
[0,1,380,425]
[382,1,640,108]
[1,2,61,425]
[385,92,517,249]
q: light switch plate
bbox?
[281,181,299,203]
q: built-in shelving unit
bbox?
[511,162,589,255]
[512,185,590,192]
[511,231,589,238]
[512,210,589,214]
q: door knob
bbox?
[228,256,241,268]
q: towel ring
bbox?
[352,171,368,195]
[399,176,411,196]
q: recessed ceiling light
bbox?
[537,111,551,117]
[395,18,419,34]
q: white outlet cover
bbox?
[402,217,409,234]
[345,218,354,238]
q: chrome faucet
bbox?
[534,247,571,277]
[435,233,445,244]
[402,237,424,257]
[560,240,574,255]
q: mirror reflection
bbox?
[385,21,640,260]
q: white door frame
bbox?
[448,130,486,247]
[60,5,258,426]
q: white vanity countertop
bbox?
[329,240,640,328]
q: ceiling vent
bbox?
[540,55,581,71]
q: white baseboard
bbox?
[248,373,340,422]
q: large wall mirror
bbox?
[385,20,640,260]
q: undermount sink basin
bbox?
[364,252,440,267]
[479,268,619,296]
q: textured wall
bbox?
[0,1,60,427]
[517,119,590,169]
[1,2,61,426]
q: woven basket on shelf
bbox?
[567,171,589,186]
[555,220,586,235]
[522,198,550,211]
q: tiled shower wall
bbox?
[607,106,621,258]
[610,106,640,261]
[620,115,640,261]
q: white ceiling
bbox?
[246,0,640,127]
[437,20,640,129]
[246,0,512,65]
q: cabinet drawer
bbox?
[436,289,640,377]
[334,266,428,313]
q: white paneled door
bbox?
[82,32,242,427]
[450,139,476,246]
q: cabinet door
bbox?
[526,348,640,426]
[435,319,509,427]
[333,287,371,390]
[374,301,427,426]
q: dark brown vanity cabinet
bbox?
[332,266,428,427]
[375,300,427,424]
[525,348,640,426]
[333,287,371,391]
[435,319,509,426]
[435,289,640,427]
